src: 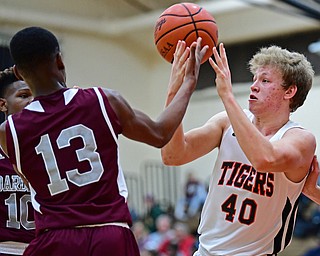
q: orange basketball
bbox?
[154,2,218,64]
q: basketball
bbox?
[154,2,218,64]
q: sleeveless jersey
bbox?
[0,148,35,254]
[5,87,132,236]
[197,110,306,256]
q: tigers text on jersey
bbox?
[197,110,306,256]
[6,87,132,235]
[0,148,35,254]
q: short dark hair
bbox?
[9,26,60,70]
[0,67,17,98]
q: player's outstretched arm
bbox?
[105,38,208,148]
[166,37,208,107]
[165,40,190,107]
[303,156,320,205]
[162,41,229,166]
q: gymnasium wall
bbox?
[1,26,319,186]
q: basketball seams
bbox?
[159,13,196,18]
[181,3,202,16]
[154,2,218,63]
[155,22,197,44]
[182,3,199,39]
[197,29,218,46]
[155,20,217,45]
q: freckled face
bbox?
[248,66,285,115]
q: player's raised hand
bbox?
[184,37,208,91]
[209,43,232,99]
[168,40,190,95]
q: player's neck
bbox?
[31,82,66,98]
[253,114,289,137]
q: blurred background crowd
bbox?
[130,173,207,256]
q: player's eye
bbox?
[19,94,30,99]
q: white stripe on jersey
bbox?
[7,115,22,176]
[29,184,42,213]
[63,88,78,105]
[8,115,42,214]
[93,87,128,200]
[0,241,29,255]
[93,87,118,145]
[25,100,45,112]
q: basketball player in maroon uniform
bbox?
[0,68,35,255]
[303,156,320,204]
[0,27,208,256]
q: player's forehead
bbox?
[12,80,30,91]
[254,65,282,79]
[5,80,31,97]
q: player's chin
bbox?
[248,102,257,113]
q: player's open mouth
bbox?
[249,94,257,100]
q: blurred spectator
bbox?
[143,194,166,232]
[294,195,320,238]
[174,172,207,221]
[304,246,320,256]
[144,214,174,254]
[132,221,150,254]
[158,222,196,256]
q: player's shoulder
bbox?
[206,111,229,128]
[286,126,316,141]
[0,120,6,133]
[0,121,7,149]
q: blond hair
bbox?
[249,45,314,112]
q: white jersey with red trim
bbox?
[197,110,306,256]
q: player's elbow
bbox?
[251,155,278,172]
[152,127,177,148]
[161,148,184,166]
[162,152,173,165]
[162,154,180,166]
[150,135,171,148]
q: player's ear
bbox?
[12,65,23,81]
[284,84,297,100]
[56,52,65,71]
[0,98,8,113]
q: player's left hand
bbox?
[183,37,208,91]
[209,43,233,99]
[303,155,320,195]
[168,40,190,95]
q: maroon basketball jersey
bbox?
[0,148,35,243]
[6,87,132,235]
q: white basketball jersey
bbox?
[197,110,306,256]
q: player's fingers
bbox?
[212,44,222,67]
[176,40,185,53]
[189,42,196,62]
[196,37,202,53]
[196,37,208,56]
[220,43,230,71]
[209,50,220,73]
[181,46,190,64]
[185,43,197,74]
[314,155,320,174]
[173,40,186,62]
[200,45,209,62]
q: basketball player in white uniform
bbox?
[161,43,316,255]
